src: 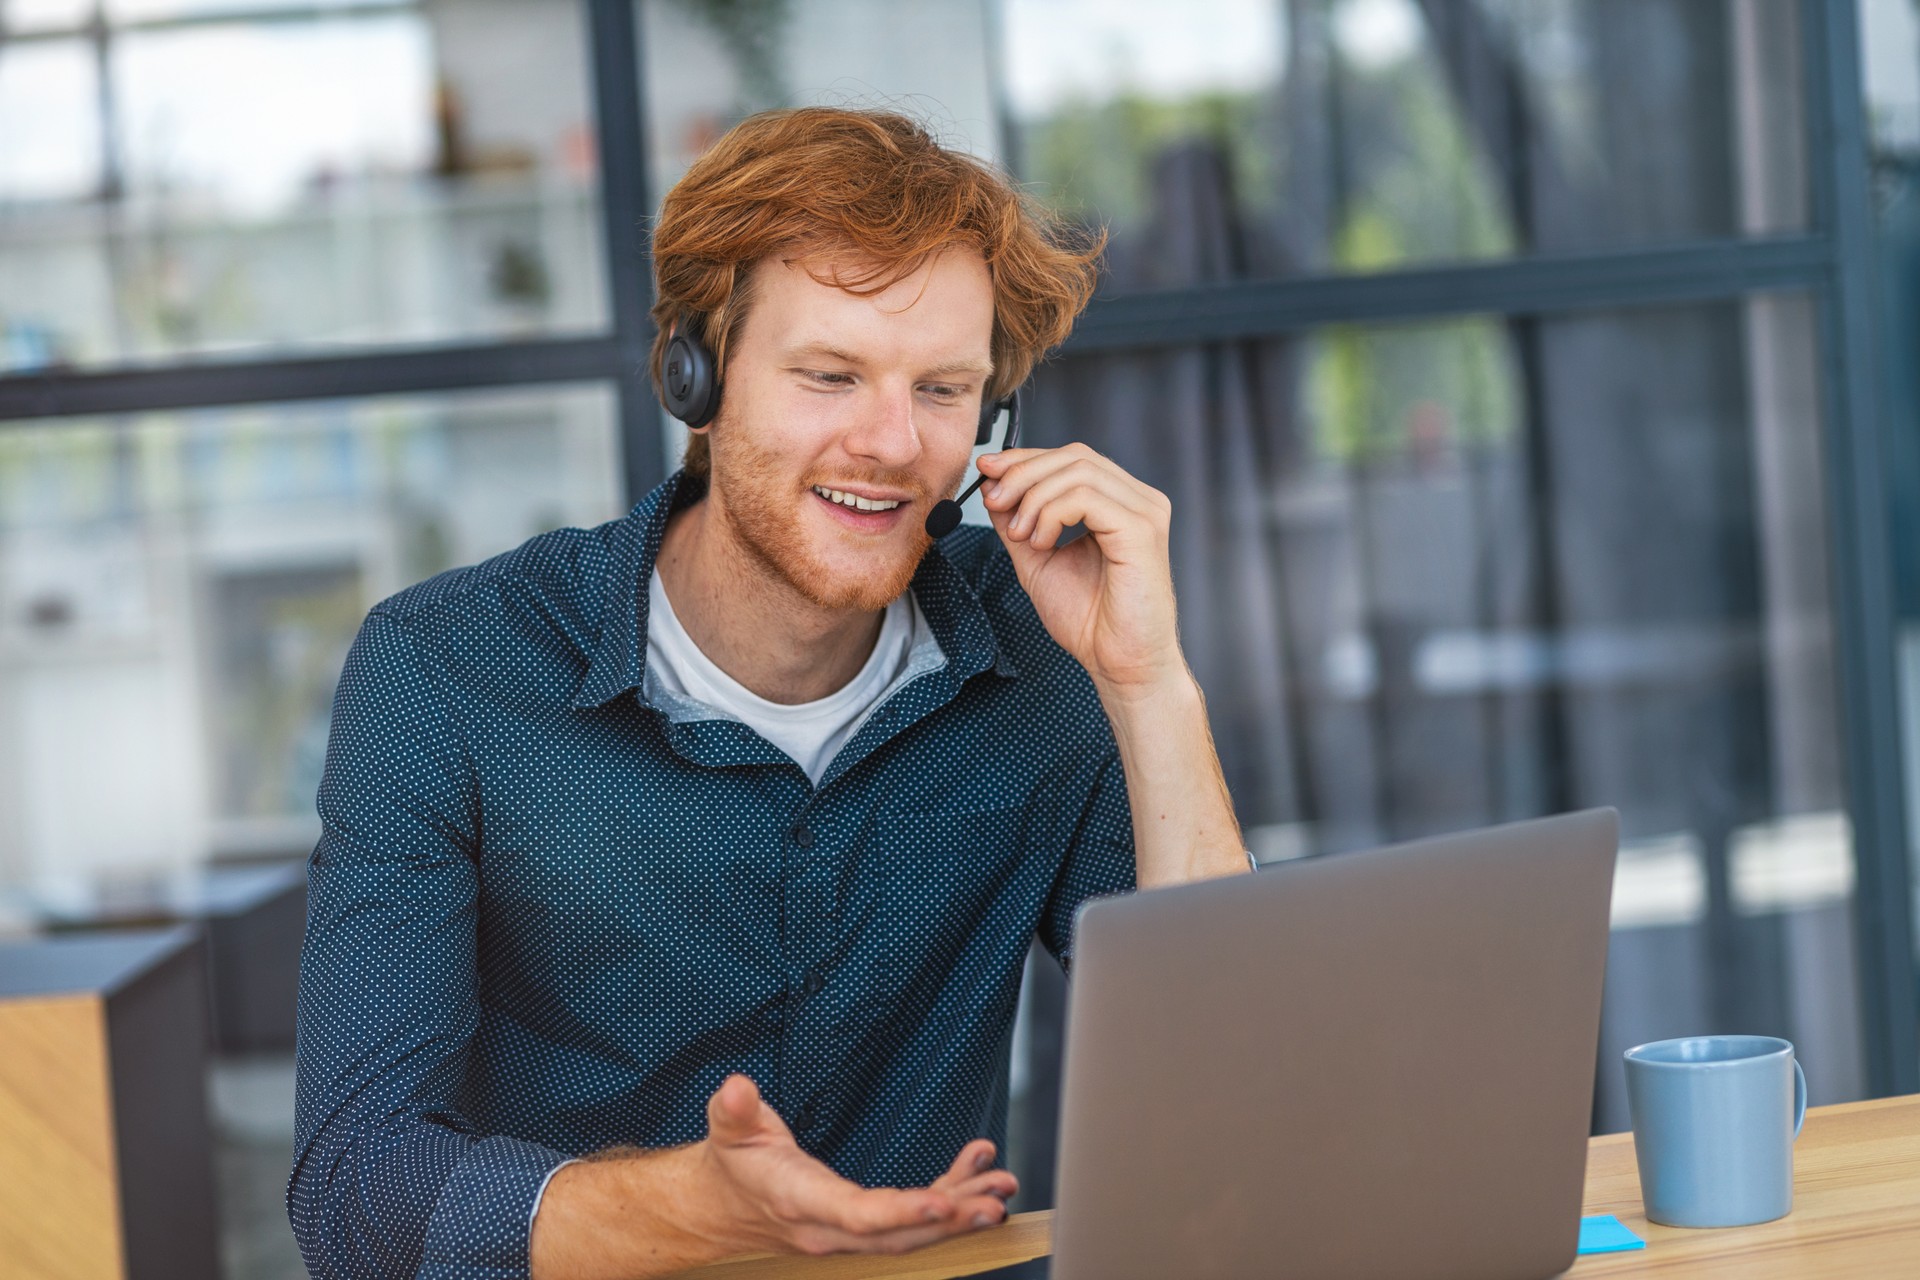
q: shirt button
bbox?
[802,970,826,997]
[790,823,815,848]
[794,1103,817,1131]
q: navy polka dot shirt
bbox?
[288,472,1137,1279]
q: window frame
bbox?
[0,0,1911,1094]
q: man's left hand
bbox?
[976,444,1182,696]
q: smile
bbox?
[812,485,904,512]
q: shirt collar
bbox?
[571,471,1014,711]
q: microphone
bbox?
[925,387,1023,539]
[924,477,986,539]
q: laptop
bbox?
[973,808,1619,1280]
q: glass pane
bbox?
[1026,294,1858,1124]
[0,2,606,373]
[1863,0,1920,155]
[0,38,99,204]
[1,0,92,32]
[1003,0,1809,289]
[640,0,1003,201]
[107,0,382,19]
[0,384,623,919]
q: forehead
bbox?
[741,248,994,360]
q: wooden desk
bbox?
[1572,1093,1920,1277]
[678,1094,1920,1278]
[0,927,219,1280]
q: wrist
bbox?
[682,1138,759,1255]
[1094,666,1203,722]
[531,1145,733,1280]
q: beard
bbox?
[707,421,943,613]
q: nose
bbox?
[840,381,923,470]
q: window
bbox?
[0,383,621,903]
[0,1,606,373]
[1003,0,1807,283]
[0,0,1912,1141]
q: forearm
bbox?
[531,1145,738,1280]
[1097,670,1250,889]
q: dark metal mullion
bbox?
[1804,0,1920,1097]
[1,233,1830,425]
[0,336,626,423]
[1066,235,1832,353]
[586,0,663,506]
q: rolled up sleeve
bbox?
[288,610,568,1280]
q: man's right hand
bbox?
[530,1074,1018,1279]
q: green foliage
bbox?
[1018,29,1523,469]
[668,0,791,112]
[1020,88,1277,230]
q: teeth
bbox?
[814,486,901,512]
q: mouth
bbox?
[807,482,918,534]
[811,484,907,513]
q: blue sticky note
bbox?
[1578,1214,1646,1255]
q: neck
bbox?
[655,490,887,704]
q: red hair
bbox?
[648,107,1105,481]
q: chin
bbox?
[792,539,924,612]
[729,503,924,613]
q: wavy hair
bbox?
[648,106,1106,481]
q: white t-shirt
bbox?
[644,568,931,784]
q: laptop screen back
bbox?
[1050,809,1618,1280]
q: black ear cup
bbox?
[661,330,721,428]
[976,388,1011,446]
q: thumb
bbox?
[988,505,1047,584]
[706,1074,771,1146]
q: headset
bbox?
[659,326,1021,539]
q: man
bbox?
[289,107,1249,1280]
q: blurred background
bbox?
[2,1,1920,1275]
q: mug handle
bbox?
[1792,1059,1807,1140]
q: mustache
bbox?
[801,468,939,499]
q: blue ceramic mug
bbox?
[1623,1035,1807,1228]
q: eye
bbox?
[920,383,966,401]
[801,370,854,387]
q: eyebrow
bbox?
[921,357,997,380]
[782,341,994,380]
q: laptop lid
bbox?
[1048,808,1618,1280]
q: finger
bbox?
[949,1169,1019,1202]
[794,1181,958,1238]
[932,1140,998,1190]
[793,1203,1003,1259]
[824,1189,1010,1249]
[952,1191,1014,1227]
[976,444,1106,479]
[1004,454,1157,528]
[982,444,1160,524]
[977,445,1107,513]
[1013,480,1155,552]
[1000,467,1160,550]
[706,1074,783,1146]
[986,502,1070,589]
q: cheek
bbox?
[717,388,827,472]
[938,429,980,480]
[767,384,854,457]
